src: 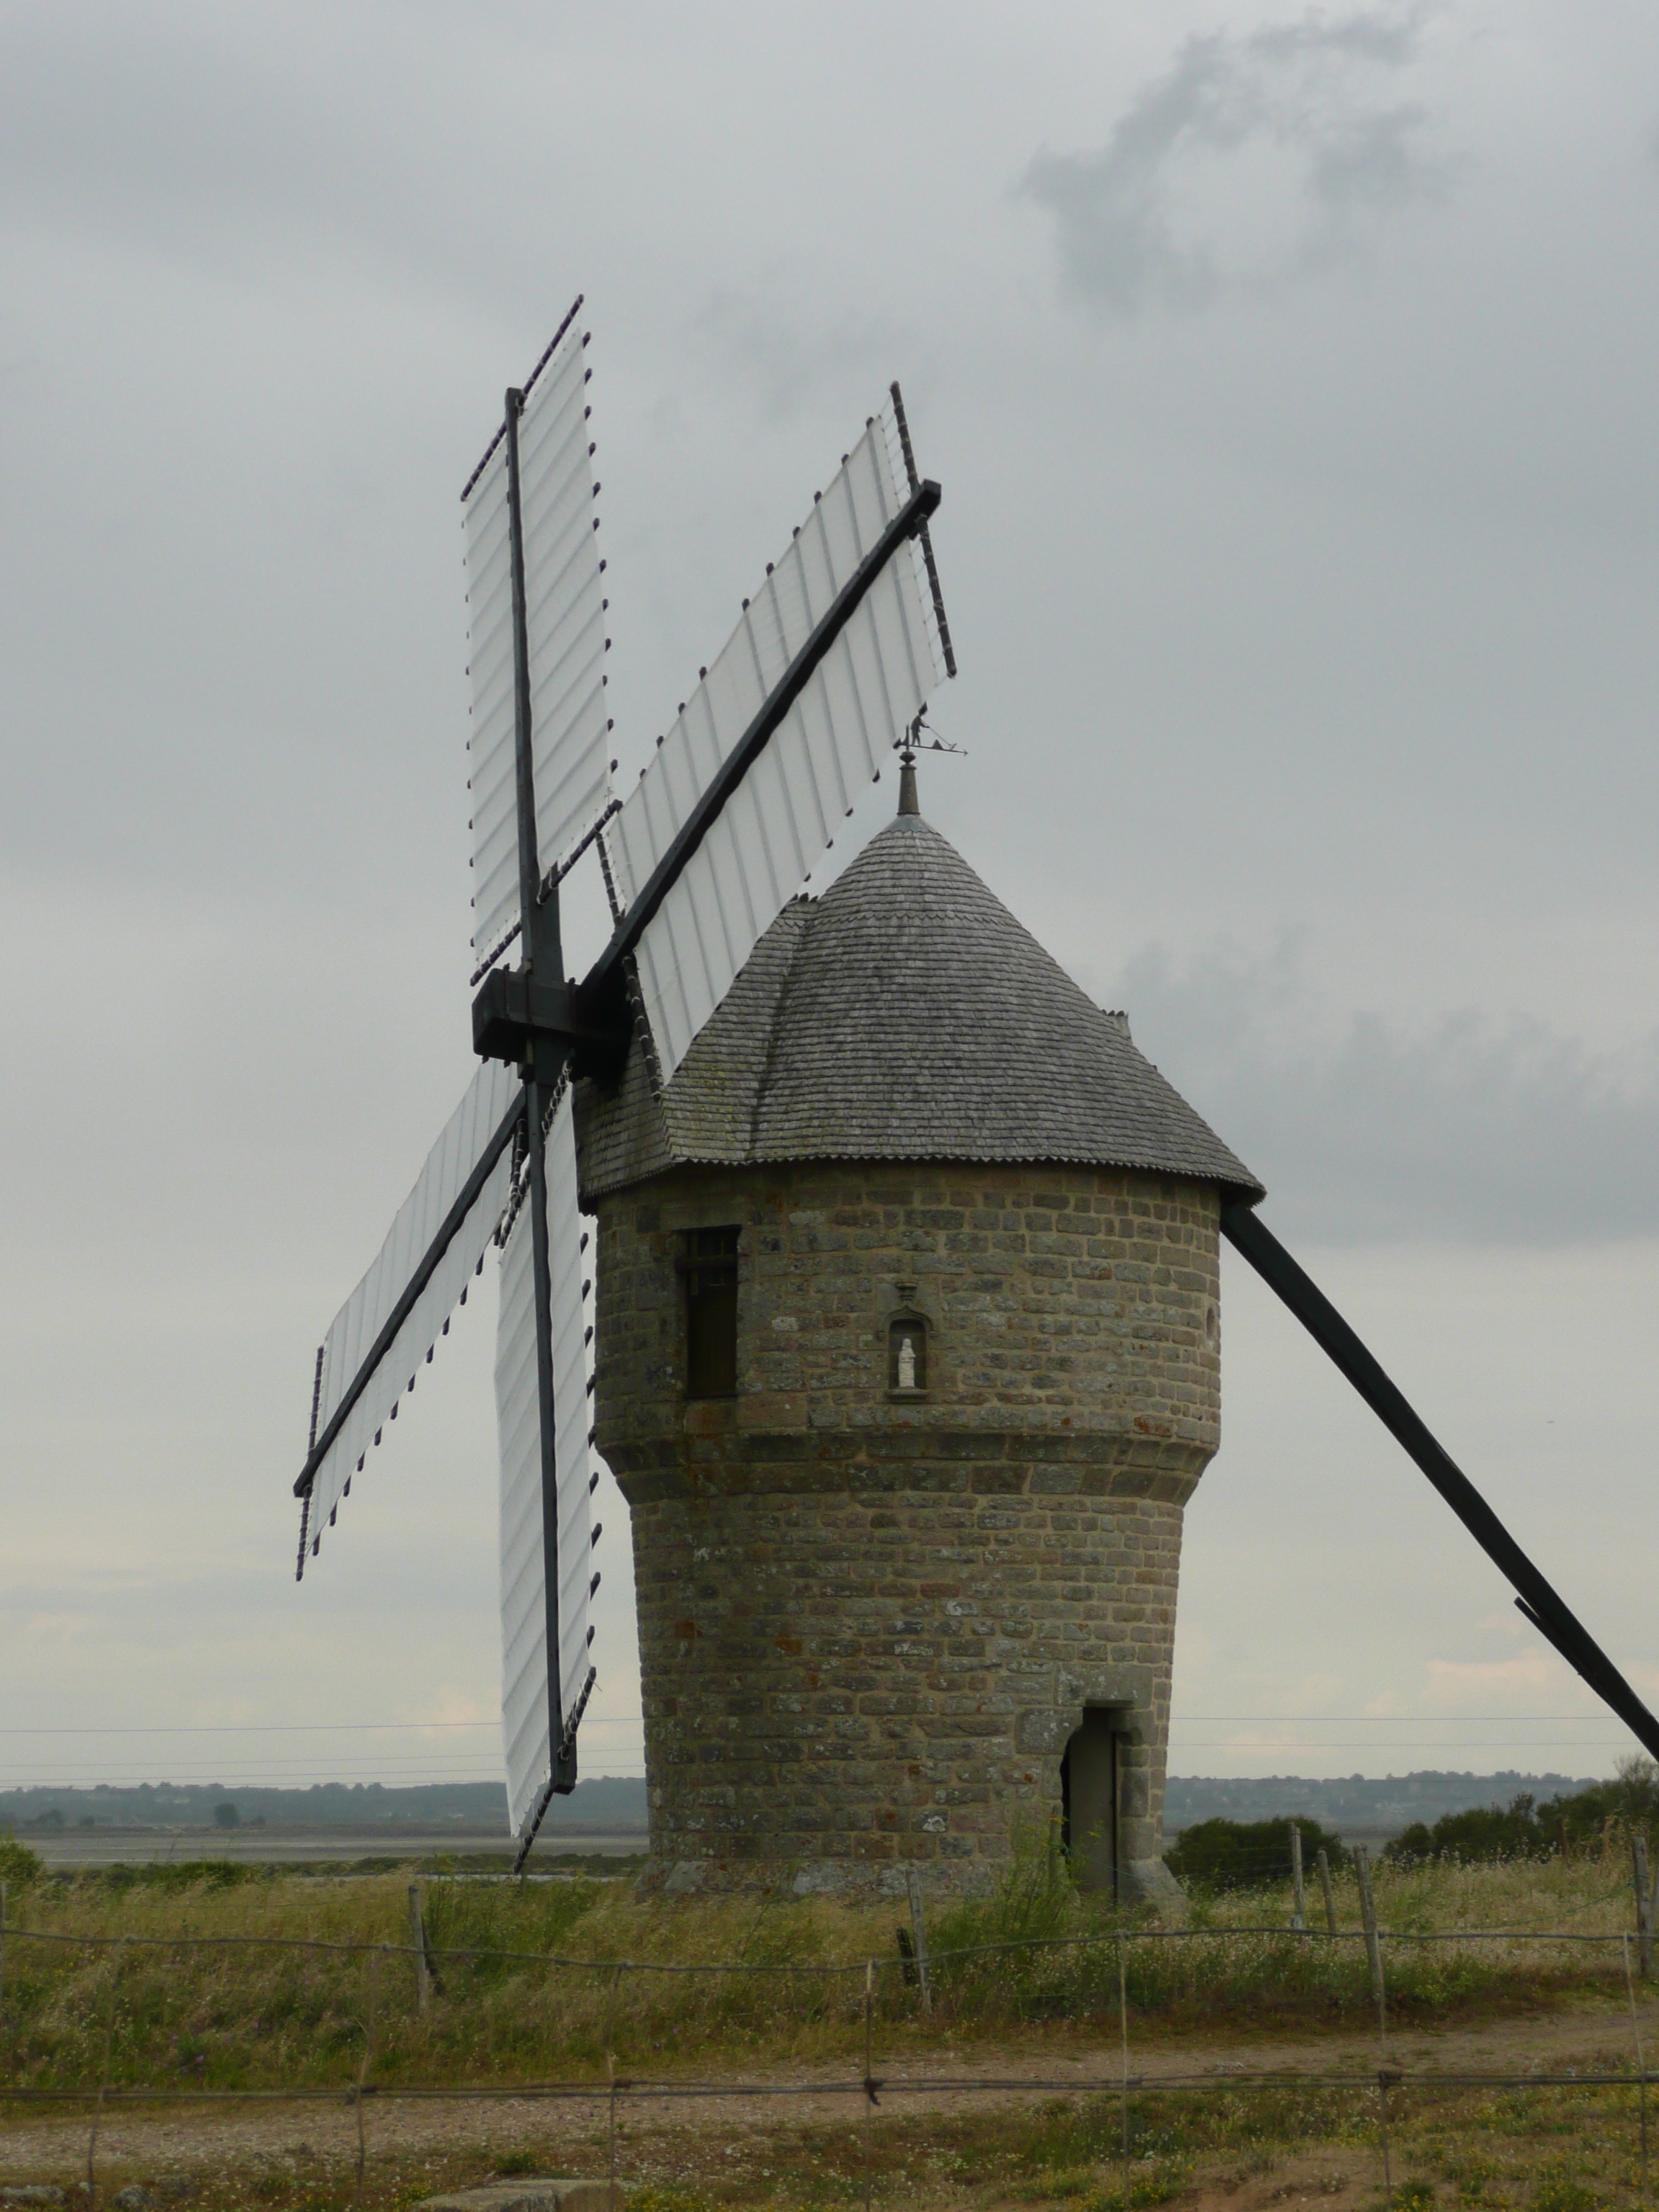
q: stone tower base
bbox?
[593,1161,1222,1902]
[622,1465,1195,1900]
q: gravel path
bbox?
[4,1992,1655,2187]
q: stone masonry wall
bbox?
[590,1160,1222,1894]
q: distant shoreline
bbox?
[4,1769,1614,1864]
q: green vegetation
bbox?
[1,1833,1657,2208]
[0,1830,44,1887]
[1386,1755,1659,1867]
[0,1831,1649,2108]
[1163,1814,1348,1893]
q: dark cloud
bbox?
[1118,935,1659,1246]
[1022,9,1448,315]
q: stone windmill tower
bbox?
[577,758,1261,1899]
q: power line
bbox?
[0,1719,640,1737]
[0,1714,1603,1736]
[1172,1733,1629,1746]
[0,1761,511,1778]
[0,1771,646,1789]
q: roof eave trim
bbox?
[580,1146,1264,1201]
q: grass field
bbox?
[2,1840,1656,2208]
[1,1838,1650,2085]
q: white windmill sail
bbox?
[605,411,944,1078]
[297,340,953,1857]
[301,1058,521,1568]
[464,314,611,968]
[497,1086,596,1838]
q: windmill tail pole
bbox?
[1219,1200,1659,1767]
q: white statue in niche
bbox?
[896,1334,917,1390]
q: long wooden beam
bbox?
[1220,1200,1659,1763]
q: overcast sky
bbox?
[5,0,1659,1807]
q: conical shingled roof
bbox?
[575,808,1262,1203]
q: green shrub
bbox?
[1387,1795,1549,1866]
[0,1832,43,1887]
[1388,1758,1659,1866]
[1164,1817,1347,1894]
[1084,2162,1192,2211]
[928,1825,1079,1959]
[1531,2180,1599,2212]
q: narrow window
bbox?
[685,1227,739,1398]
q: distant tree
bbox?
[1385,1794,1542,1865]
[212,1802,240,1830]
[1165,1815,1348,1892]
[1385,1763,1659,1866]
[1545,1755,1659,1851]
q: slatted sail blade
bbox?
[545,1087,595,1736]
[495,1197,548,1834]
[605,415,943,1077]
[498,1088,595,1840]
[464,318,610,965]
[521,338,612,894]
[462,436,516,961]
[301,1060,521,1570]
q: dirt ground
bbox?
[5,1990,1656,2206]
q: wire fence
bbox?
[4,1899,1659,2210]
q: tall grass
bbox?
[0,1835,1645,2101]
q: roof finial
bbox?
[897,717,920,816]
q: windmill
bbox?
[293,297,1659,1887]
[292,299,956,1866]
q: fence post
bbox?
[905,1870,932,2018]
[605,1962,626,2206]
[1624,1932,1650,2206]
[407,1884,430,2015]
[863,1960,876,2212]
[1118,1933,1132,2201]
[1352,1848,1394,2210]
[1636,1835,1655,1982]
[1317,1847,1337,1936]
[87,1939,125,2212]
[1290,1823,1306,1931]
[0,1879,7,2023]
[1355,1846,1387,2036]
[1377,2068,1395,2209]
[354,1950,378,2208]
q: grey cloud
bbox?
[1022,9,1447,316]
[691,287,908,426]
[0,3,569,323]
[1115,935,1659,1246]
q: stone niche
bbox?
[886,1305,929,1397]
[590,1158,1220,1899]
